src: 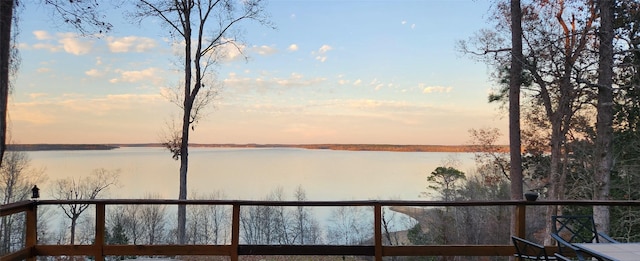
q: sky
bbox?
[10,0,507,145]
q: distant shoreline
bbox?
[8,143,509,153]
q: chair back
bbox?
[551,215,600,244]
[512,236,553,260]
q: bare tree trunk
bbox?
[510,0,524,243]
[0,0,14,168]
[70,217,77,244]
[1,216,11,253]
[177,2,193,244]
[594,0,614,234]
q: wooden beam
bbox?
[103,245,233,256]
[35,245,95,256]
[34,244,519,257]
[383,245,515,256]
[0,247,31,261]
[237,245,374,256]
[0,200,34,216]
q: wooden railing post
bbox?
[374,204,382,261]
[514,203,526,238]
[231,204,240,261]
[25,202,37,261]
[94,203,105,261]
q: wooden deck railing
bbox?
[2,199,639,261]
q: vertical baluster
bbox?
[231,204,240,261]
[374,204,382,261]
[515,202,526,238]
[25,202,37,261]
[95,202,105,261]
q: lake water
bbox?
[26,147,476,201]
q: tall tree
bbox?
[133,0,271,244]
[139,193,167,245]
[460,0,601,243]
[593,0,615,235]
[509,0,524,201]
[427,167,466,201]
[186,191,229,244]
[510,0,526,243]
[52,168,119,244]
[292,185,320,245]
[525,0,598,205]
[607,0,640,242]
[468,128,510,184]
[0,0,14,167]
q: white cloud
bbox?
[85,69,104,77]
[313,44,333,63]
[33,30,52,40]
[254,45,277,56]
[58,34,93,55]
[353,79,362,86]
[32,43,61,52]
[421,85,452,93]
[222,45,244,61]
[29,93,48,99]
[288,44,298,52]
[28,32,93,55]
[223,72,270,94]
[318,44,332,54]
[107,36,157,53]
[276,73,325,87]
[401,21,416,29]
[36,68,51,73]
[343,99,442,116]
[110,67,164,84]
[17,43,30,50]
[216,40,246,62]
[60,93,164,115]
[224,72,326,93]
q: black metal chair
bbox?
[550,215,618,260]
[512,236,557,260]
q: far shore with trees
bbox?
[7,143,509,153]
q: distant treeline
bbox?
[204,143,509,152]
[8,143,509,153]
[292,144,509,152]
[8,144,119,151]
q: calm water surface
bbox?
[27,147,475,201]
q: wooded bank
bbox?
[7,143,509,152]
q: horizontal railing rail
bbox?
[2,199,639,261]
